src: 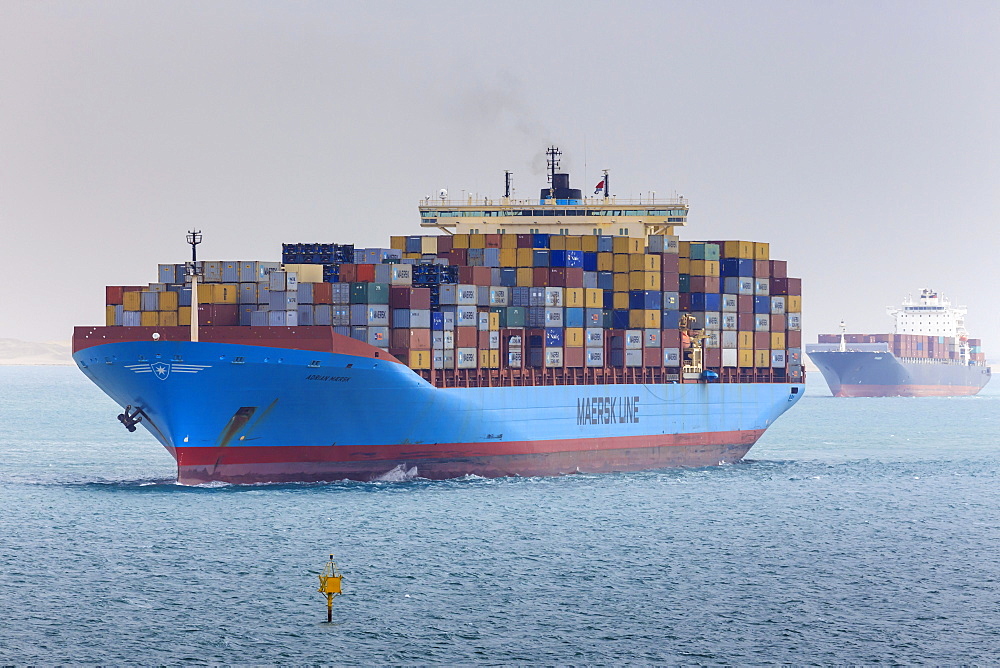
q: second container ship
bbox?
[806,289,991,397]
[73,148,805,484]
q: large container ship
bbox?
[806,289,991,397]
[73,147,805,484]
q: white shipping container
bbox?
[506,334,523,349]
[456,305,477,326]
[625,349,643,367]
[585,349,605,367]
[507,350,523,368]
[721,330,738,349]
[544,347,563,368]
[644,329,660,348]
[489,287,509,306]
[705,331,720,349]
[771,350,787,368]
[544,307,564,327]
[456,285,477,306]
[488,331,500,349]
[456,348,478,369]
[722,348,738,367]
[663,347,681,366]
[770,296,786,314]
[585,328,604,348]
[368,326,389,348]
[755,314,771,332]
[704,312,722,330]
[478,311,490,331]
[443,331,455,349]
[544,287,564,307]
[787,312,801,331]
[722,313,738,331]
[754,278,770,296]
[625,330,642,350]
[390,265,412,285]
[721,294,738,312]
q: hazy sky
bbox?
[2,0,998,348]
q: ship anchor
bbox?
[117,405,146,432]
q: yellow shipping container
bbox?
[390,236,407,251]
[420,237,438,254]
[584,288,603,308]
[678,257,690,274]
[613,254,631,273]
[787,295,801,312]
[679,241,691,258]
[612,292,630,310]
[565,327,585,347]
[755,349,771,367]
[489,312,500,331]
[478,349,500,369]
[722,241,754,259]
[689,260,720,277]
[581,235,598,252]
[614,237,643,254]
[407,349,432,370]
[771,332,786,350]
[214,284,239,304]
[516,248,535,267]
[612,274,630,293]
[140,311,158,327]
[597,252,614,271]
[738,331,754,349]
[629,271,659,291]
[158,291,178,311]
[754,242,770,260]
[284,264,323,282]
[105,305,117,326]
[159,311,179,327]
[452,234,470,249]
[499,248,518,267]
[468,234,486,249]
[516,268,534,286]
[565,288,584,308]
[123,291,141,311]
[549,235,566,251]
[403,252,422,260]
[565,236,583,251]
[179,307,191,326]
[630,309,661,329]
[500,234,517,249]
[738,349,754,367]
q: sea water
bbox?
[1,365,999,664]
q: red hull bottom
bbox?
[174,431,764,484]
[834,384,984,398]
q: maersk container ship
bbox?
[73,148,805,484]
[806,289,991,397]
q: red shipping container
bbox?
[661,329,681,347]
[787,330,802,348]
[770,277,802,295]
[436,235,453,254]
[738,313,755,330]
[643,347,661,367]
[565,267,585,288]
[661,272,680,292]
[446,249,468,266]
[312,282,333,304]
[532,267,551,287]
[355,264,376,283]
[738,295,753,312]
[660,253,679,273]
[754,331,770,349]
[770,314,786,331]
[549,267,568,287]
[564,346,585,368]
[754,260,770,277]
[704,348,722,367]
[484,234,502,249]
[478,330,490,349]
[198,304,239,326]
[455,326,478,348]
[690,276,719,293]
[679,293,691,311]
[339,264,357,283]
[516,234,533,248]
[106,286,124,305]
[769,260,787,279]
[458,266,492,285]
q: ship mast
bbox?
[545,146,561,200]
[839,320,846,352]
[186,230,202,343]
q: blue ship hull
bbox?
[807,350,991,397]
[74,338,804,484]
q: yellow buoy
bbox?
[318,554,343,622]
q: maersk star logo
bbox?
[125,362,212,379]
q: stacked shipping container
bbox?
[818,333,986,362]
[103,234,803,384]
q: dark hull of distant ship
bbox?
[807,350,991,397]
